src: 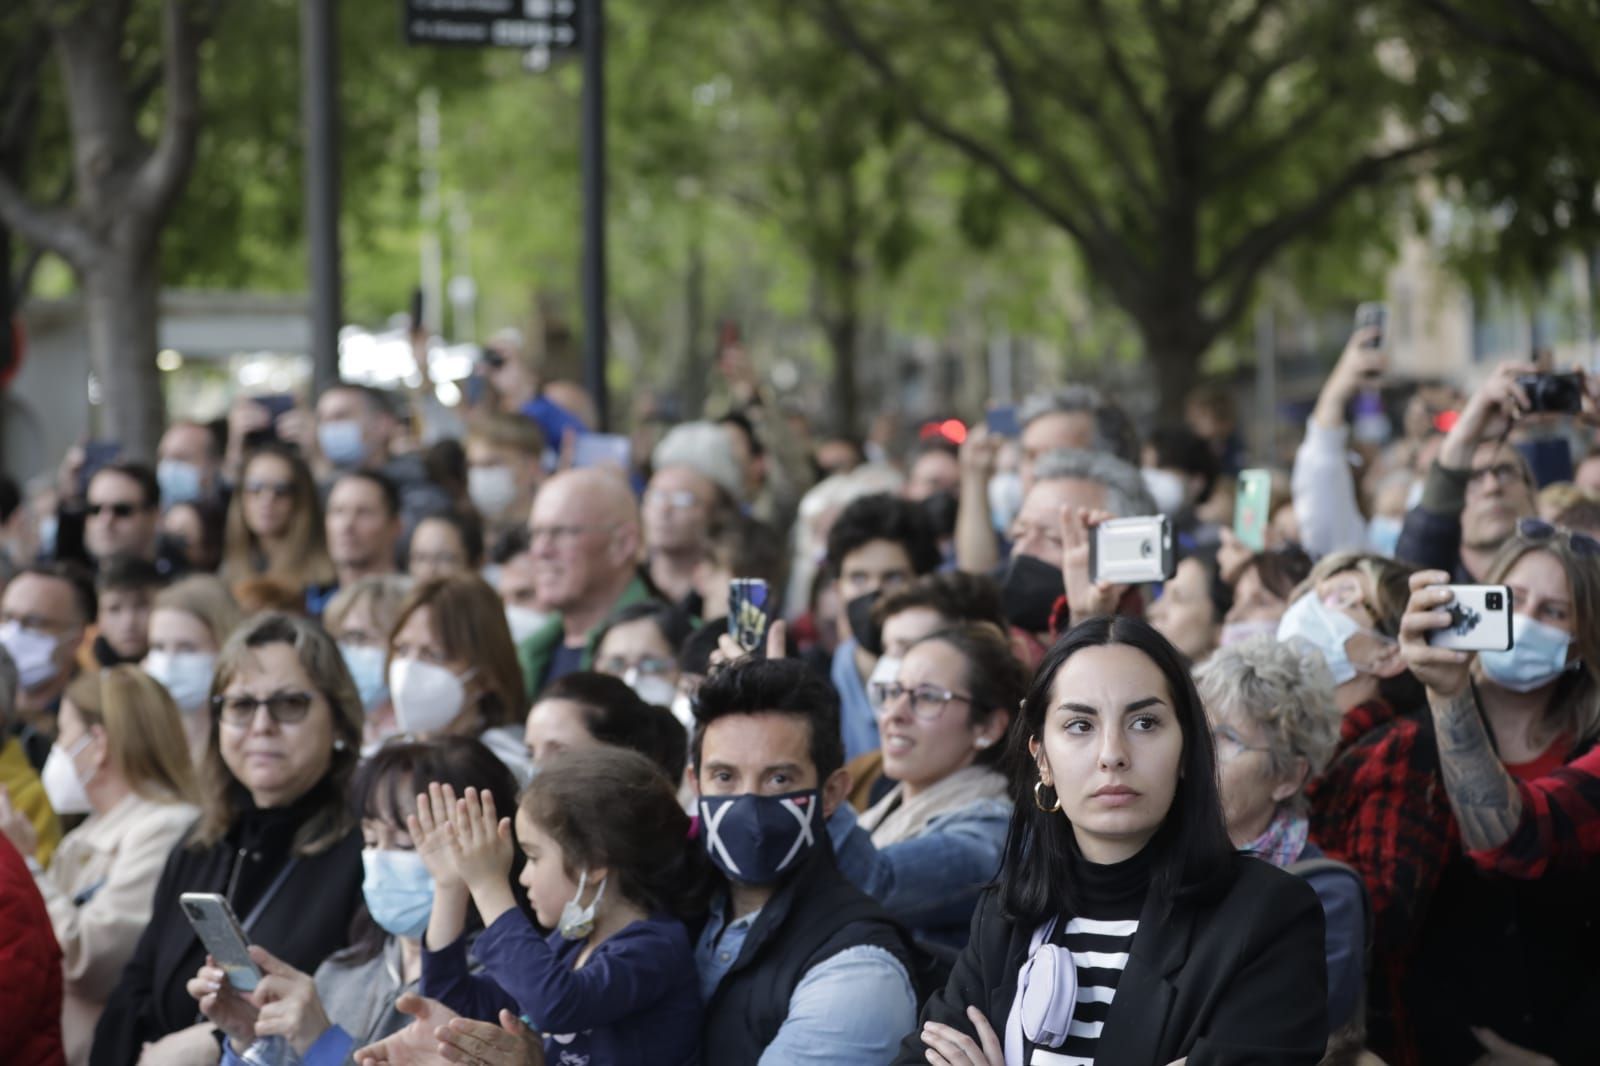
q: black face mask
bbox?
[1000,554,1065,634]
[845,591,883,656]
[920,491,960,539]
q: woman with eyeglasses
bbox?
[188,737,524,1066]
[834,622,1023,951]
[0,667,198,1066]
[900,615,1327,1066]
[592,601,694,709]
[1194,638,1369,1055]
[1310,520,1600,1065]
[91,613,365,1066]
[220,443,336,595]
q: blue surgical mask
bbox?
[318,420,367,468]
[1277,592,1364,686]
[988,472,1023,536]
[1220,619,1279,648]
[361,848,434,938]
[698,789,821,886]
[157,459,204,506]
[1480,614,1578,693]
[340,644,389,712]
[1367,515,1403,558]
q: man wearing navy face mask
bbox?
[692,658,918,1065]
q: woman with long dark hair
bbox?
[904,615,1327,1066]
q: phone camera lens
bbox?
[1487,592,1503,610]
[1139,540,1152,557]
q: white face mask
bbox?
[623,669,678,708]
[142,650,217,713]
[0,621,60,690]
[1141,468,1188,516]
[41,734,95,816]
[468,465,519,518]
[387,657,471,735]
[867,655,902,714]
[505,605,552,646]
[558,869,607,940]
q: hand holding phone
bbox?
[1354,302,1387,352]
[1089,515,1175,585]
[180,893,262,992]
[729,579,771,653]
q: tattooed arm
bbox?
[1429,688,1521,851]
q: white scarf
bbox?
[859,763,1009,846]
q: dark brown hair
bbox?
[520,747,711,922]
[388,574,525,729]
[909,622,1027,768]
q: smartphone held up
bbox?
[1089,515,1176,585]
[1426,585,1514,653]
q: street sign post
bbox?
[402,0,606,429]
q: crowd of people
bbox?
[0,324,1597,1066]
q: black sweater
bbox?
[897,854,1328,1066]
[90,779,363,1065]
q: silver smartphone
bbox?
[179,892,262,992]
[1089,515,1176,585]
[1427,585,1514,652]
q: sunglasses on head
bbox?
[88,502,143,519]
[1518,518,1600,557]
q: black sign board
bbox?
[404,0,580,50]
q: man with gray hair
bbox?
[956,384,1140,573]
[645,422,743,606]
[995,447,1155,639]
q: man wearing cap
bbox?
[645,422,744,608]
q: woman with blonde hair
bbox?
[0,667,198,1065]
[91,613,365,1064]
[220,442,335,593]
[143,574,244,763]
[1313,521,1600,1064]
[386,573,529,780]
[323,574,413,749]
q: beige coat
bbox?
[36,792,198,1065]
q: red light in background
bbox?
[1433,410,1459,433]
[941,419,968,444]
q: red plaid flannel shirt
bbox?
[1307,700,1455,1066]
[1466,738,1600,879]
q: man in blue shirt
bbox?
[691,658,919,1065]
[824,495,941,762]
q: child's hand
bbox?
[447,786,515,895]
[409,782,466,893]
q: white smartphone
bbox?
[1427,585,1514,652]
[1090,515,1176,585]
[179,893,262,992]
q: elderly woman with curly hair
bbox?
[1196,636,1368,1050]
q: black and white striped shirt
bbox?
[1024,847,1151,1066]
[1027,915,1139,1065]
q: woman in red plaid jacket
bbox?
[1310,522,1600,1066]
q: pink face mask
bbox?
[1004,917,1078,1064]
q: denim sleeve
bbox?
[835,803,1008,932]
[1305,868,1367,1032]
[758,945,918,1066]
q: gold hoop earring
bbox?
[1033,780,1060,813]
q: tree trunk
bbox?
[1138,315,1210,428]
[83,240,164,457]
[823,304,860,436]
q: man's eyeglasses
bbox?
[87,502,147,519]
[480,350,507,371]
[528,523,614,546]
[1467,461,1529,489]
[643,489,701,511]
[870,681,972,721]
[214,691,316,727]
[596,656,674,678]
[1518,518,1600,557]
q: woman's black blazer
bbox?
[896,855,1328,1065]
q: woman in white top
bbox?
[0,666,199,1065]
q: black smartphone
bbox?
[80,440,122,494]
[1355,302,1387,351]
[1516,372,1584,415]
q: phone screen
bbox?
[1234,468,1272,552]
[985,405,1020,438]
[572,433,632,471]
